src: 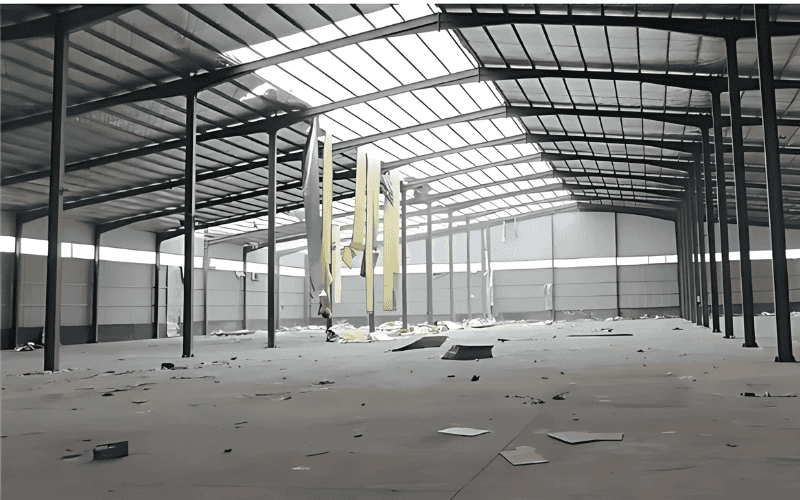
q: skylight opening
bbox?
[369,97,418,128]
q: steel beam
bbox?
[267,130,278,348]
[43,28,69,372]
[694,159,710,327]
[755,6,795,362]
[702,129,721,332]
[91,228,100,343]
[1,5,141,41]
[438,11,800,39]
[556,170,688,188]
[182,93,198,358]
[507,106,709,128]
[712,92,736,338]
[401,183,408,329]
[675,214,685,319]
[426,203,434,325]
[543,153,692,172]
[726,37,758,347]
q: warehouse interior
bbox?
[2,3,799,499]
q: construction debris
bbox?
[14,342,43,352]
[209,329,255,336]
[392,335,448,352]
[93,441,129,460]
[442,344,494,360]
[547,432,624,444]
[499,446,549,465]
[438,428,491,437]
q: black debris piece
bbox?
[392,335,448,352]
[224,449,232,453]
[471,375,480,382]
[553,392,568,401]
[161,363,175,370]
[442,344,493,360]
[93,441,128,461]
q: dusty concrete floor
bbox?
[2,318,799,499]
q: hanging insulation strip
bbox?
[322,134,333,289]
[365,154,380,313]
[301,117,323,299]
[383,172,401,311]
[332,224,342,304]
[342,149,367,269]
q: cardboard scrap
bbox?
[438,427,492,437]
[547,432,624,444]
[499,446,549,465]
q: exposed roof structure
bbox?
[4,3,800,248]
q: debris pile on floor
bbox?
[14,342,43,352]
[209,329,255,336]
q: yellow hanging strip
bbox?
[321,134,333,288]
[342,149,367,269]
[383,172,401,310]
[332,224,342,304]
[365,154,380,313]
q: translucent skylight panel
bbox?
[399,165,426,180]
[474,187,494,198]
[436,154,471,171]
[255,67,329,106]
[427,126,468,149]
[390,93,439,123]
[428,181,448,193]
[304,52,376,97]
[463,81,503,108]
[226,46,262,64]
[390,36,449,80]
[318,116,359,142]
[470,171,494,185]
[373,138,415,160]
[488,185,509,196]
[498,163,523,177]
[418,31,473,73]
[471,120,505,141]
[392,135,432,156]
[413,88,460,119]
[393,3,436,20]
[452,174,479,188]
[281,59,355,101]
[249,40,290,59]
[344,102,399,133]
[364,7,404,28]
[335,13,373,36]
[460,148,490,166]
[476,147,506,163]
[369,97,418,128]
[408,130,450,152]
[325,108,380,136]
[437,85,481,115]
[510,163,533,176]
[482,167,505,182]
[279,31,317,51]
[449,122,488,144]
[306,24,344,44]
[359,39,424,85]
[439,177,463,190]
[332,45,398,91]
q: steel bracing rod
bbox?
[1,5,141,41]
[726,37,758,347]
[1,13,442,131]
[694,158,710,327]
[437,11,800,39]
[702,129,721,332]
[43,27,69,372]
[755,6,795,362]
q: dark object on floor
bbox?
[14,342,44,352]
[102,393,114,397]
[726,444,738,447]
[471,375,480,382]
[305,451,329,457]
[499,446,549,465]
[673,327,683,330]
[224,449,232,453]
[61,453,82,459]
[553,392,568,400]
[93,441,128,460]
[547,432,624,444]
[354,434,362,438]
[392,335,448,352]
[317,380,334,385]
[498,338,510,342]
[442,344,493,360]
[567,334,633,337]
[161,363,174,370]
[741,392,757,397]
[637,349,645,353]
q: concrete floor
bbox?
[2,318,799,499]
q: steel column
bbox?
[448,213,455,322]
[726,37,758,347]
[276,256,281,330]
[755,6,795,362]
[694,160,710,327]
[466,222,472,320]
[685,198,697,324]
[486,226,492,319]
[11,217,23,348]
[426,203,434,325]
[202,239,209,336]
[303,253,310,326]
[43,28,69,372]
[267,130,277,348]
[90,228,100,343]
[712,91,736,338]
[675,215,685,319]
[153,239,161,339]
[702,128,722,332]
[481,228,487,318]
[182,93,197,358]
[243,246,250,330]
[401,184,408,329]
